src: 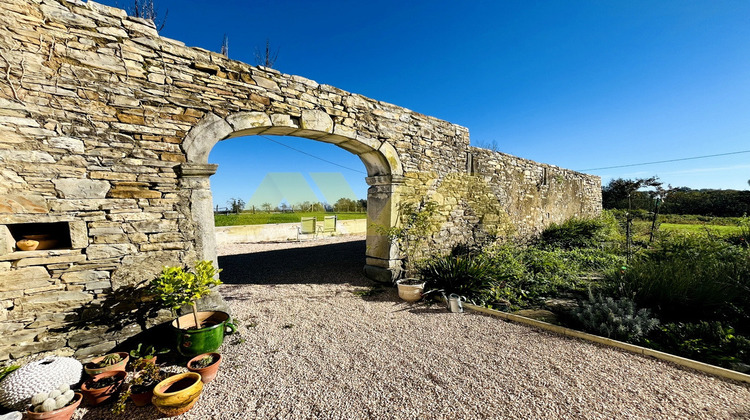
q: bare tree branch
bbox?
[254,39,279,68]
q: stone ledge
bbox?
[0,249,81,261]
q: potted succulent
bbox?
[25,384,81,420]
[83,352,129,376]
[186,352,222,383]
[128,343,168,367]
[80,370,126,406]
[111,359,164,414]
[151,372,203,417]
[149,261,236,357]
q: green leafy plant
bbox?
[112,358,163,415]
[418,253,496,297]
[538,213,620,250]
[614,233,750,322]
[129,343,168,360]
[572,291,659,343]
[646,321,750,368]
[378,200,440,278]
[149,260,222,329]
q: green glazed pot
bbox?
[171,311,236,357]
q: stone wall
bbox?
[0,0,601,361]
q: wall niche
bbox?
[5,222,72,251]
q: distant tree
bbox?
[602,177,660,211]
[130,0,168,32]
[227,198,245,214]
[358,199,367,212]
[260,202,272,212]
[334,197,357,212]
[602,177,661,261]
[254,38,279,68]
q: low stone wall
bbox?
[215,219,367,245]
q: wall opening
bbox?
[4,222,72,252]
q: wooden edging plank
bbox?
[460,301,750,384]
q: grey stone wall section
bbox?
[0,0,601,360]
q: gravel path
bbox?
[75,236,750,419]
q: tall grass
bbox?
[615,233,750,326]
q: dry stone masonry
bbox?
[0,0,601,360]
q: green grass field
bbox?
[658,223,743,235]
[214,212,367,227]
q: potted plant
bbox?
[149,261,236,357]
[128,343,168,367]
[186,352,222,383]
[80,370,126,406]
[111,359,164,414]
[25,384,81,420]
[83,352,129,376]
[151,372,203,417]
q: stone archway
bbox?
[178,110,405,282]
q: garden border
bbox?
[460,301,750,384]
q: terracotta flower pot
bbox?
[80,370,126,406]
[129,388,154,407]
[152,372,203,417]
[187,352,222,383]
[83,352,129,376]
[25,392,82,420]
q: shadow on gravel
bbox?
[218,240,370,286]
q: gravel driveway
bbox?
[76,236,750,419]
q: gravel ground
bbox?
[74,235,750,419]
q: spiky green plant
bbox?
[97,353,122,367]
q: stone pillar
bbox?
[176,163,219,268]
[362,175,403,283]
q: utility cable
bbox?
[578,149,750,172]
[258,134,367,174]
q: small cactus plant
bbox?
[97,353,123,368]
[29,384,75,413]
[192,355,215,369]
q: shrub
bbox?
[572,291,659,343]
[538,212,620,249]
[614,233,750,323]
[477,243,623,309]
[647,321,750,368]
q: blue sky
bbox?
[100,0,750,207]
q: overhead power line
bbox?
[578,149,750,172]
[259,135,367,174]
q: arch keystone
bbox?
[299,109,334,133]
